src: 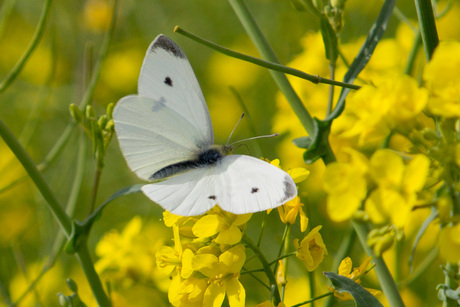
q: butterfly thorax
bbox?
[150,145,227,181]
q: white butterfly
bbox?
[113,34,297,216]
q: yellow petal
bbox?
[403,154,430,193]
[338,257,352,276]
[193,215,226,238]
[370,149,404,188]
[227,278,246,307]
[215,225,243,245]
[203,282,226,307]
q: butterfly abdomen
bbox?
[150,146,225,180]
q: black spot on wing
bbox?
[251,187,259,194]
[208,195,216,200]
[151,35,186,59]
[164,76,173,86]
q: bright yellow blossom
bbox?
[277,196,309,232]
[329,257,382,301]
[193,244,246,307]
[293,226,327,271]
[192,208,251,245]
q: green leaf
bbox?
[83,184,144,227]
[293,118,331,164]
[327,0,396,121]
[324,272,383,307]
[320,15,339,63]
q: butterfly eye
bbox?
[251,187,259,194]
[164,76,173,86]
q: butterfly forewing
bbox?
[138,35,213,145]
[113,95,205,181]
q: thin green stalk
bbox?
[273,224,290,277]
[309,271,315,307]
[290,291,333,307]
[87,167,102,215]
[243,234,282,305]
[227,0,314,135]
[404,31,422,76]
[398,247,438,288]
[175,26,360,91]
[0,0,52,93]
[0,116,72,234]
[14,133,87,305]
[352,221,404,307]
[414,0,439,61]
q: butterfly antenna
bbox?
[229,133,279,147]
[226,113,245,146]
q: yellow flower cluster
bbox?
[324,148,430,227]
[156,208,248,307]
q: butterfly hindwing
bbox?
[141,155,297,216]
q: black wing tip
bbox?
[149,34,186,59]
[281,176,297,203]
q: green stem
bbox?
[404,31,422,76]
[0,116,72,234]
[14,133,87,305]
[242,234,281,305]
[0,0,52,93]
[227,0,315,135]
[414,0,439,61]
[75,242,112,307]
[352,221,405,307]
[175,26,360,91]
[443,263,459,307]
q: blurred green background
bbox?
[1,0,459,306]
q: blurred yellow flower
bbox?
[82,0,112,32]
[95,216,169,289]
[365,150,430,227]
[293,225,327,271]
[423,41,460,117]
[438,223,460,263]
[323,148,368,222]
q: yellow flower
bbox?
[365,150,430,227]
[169,275,208,307]
[82,0,112,32]
[156,225,194,279]
[331,74,427,148]
[423,41,460,117]
[438,223,460,263]
[192,208,252,245]
[293,226,327,271]
[323,148,369,222]
[277,196,309,232]
[329,257,382,301]
[192,245,246,307]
